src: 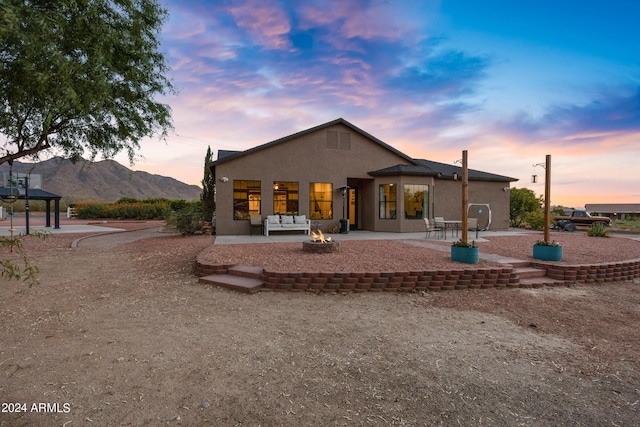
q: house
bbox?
[585,203,640,220]
[209,118,517,235]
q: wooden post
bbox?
[462,150,468,244]
[544,154,551,242]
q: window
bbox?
[379,184,396,219]
[233,180,261,220]
[309,182,332,219]
[404,184,429,219]
[273,181,299,215]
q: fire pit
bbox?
[303,230,340,253]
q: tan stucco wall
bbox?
[433,180,511,230]
[214,123,415,235]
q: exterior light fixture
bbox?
[453,172,459,181]
[531,174,538,183]
[219,176,229,183]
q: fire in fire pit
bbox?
[303,230,340,253]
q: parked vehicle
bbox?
[553,210,611,231]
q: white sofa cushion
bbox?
[267,215,280,225]
[281,215,294,224]
[294,215,307,224]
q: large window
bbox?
[404,184,429,219]
[379,184,397,219]
[233,180,261,220]
[309,182,332,219]
[273,181,299,215]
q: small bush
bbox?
[167,201,206,235]
[587,222,610,237]
[523,210,545,230]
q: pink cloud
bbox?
[227,0,292,50]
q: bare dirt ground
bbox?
[1,226,639,426]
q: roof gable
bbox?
[212,118,418,166]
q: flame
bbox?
[310,230,332,243]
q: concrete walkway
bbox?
[0,224,124,236]
[213,228,535,245]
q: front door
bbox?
[348,188,358,229]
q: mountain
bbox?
[0,157,202,204]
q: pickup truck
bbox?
[553,210,611,231]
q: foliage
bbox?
[509,188,542,227]
[168,201,206,235]
[612,218,640,231]
[523,209,545,230]
[0,0,174,166]
[534,240,560,247]
[1,231,48,286]
[452,239,477,248]
[74,199,171,220]
[201,146,216,220]
[587,222,610,238]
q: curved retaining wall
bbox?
[531,259,640,284]
[196,252,640,292]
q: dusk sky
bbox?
[117,0,639,207]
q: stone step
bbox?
[519,277,565,288]
[228,265,264,279]
[514,267,547,279]
[504,260,532,268]
[199,274,264,294]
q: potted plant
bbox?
[451,240,479,264]
[533,240,563,261]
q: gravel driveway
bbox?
[1,226,638,426]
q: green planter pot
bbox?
[451,246,479,264]
[533,244,563,261]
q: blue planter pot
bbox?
[451,246,479,264]
[533,244,563,261]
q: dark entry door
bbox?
[348,188,358,229]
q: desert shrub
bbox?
[523,210,545,230]
[587,222,610,237]
[168,201,205,235]
[74,201,171,220]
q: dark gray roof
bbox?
[217,150,241,160]
[0,187,61,200]
[414,159,517,182]
[368,163,440,177]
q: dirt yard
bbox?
[1,226,639,426]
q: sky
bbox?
[116,0,640,208]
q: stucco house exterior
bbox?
[210,118,517,235]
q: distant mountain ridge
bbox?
[0,157,202,204]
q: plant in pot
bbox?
[533,239,563,261]
[451,239,479,264]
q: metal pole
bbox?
[544,154,551,242]
[25,176,30,235]
[461,150,468,244]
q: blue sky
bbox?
[122,0,640,207]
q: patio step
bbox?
[199,265,265,293]
[514,266,547,279]
[510,262,566,288]
[199,273,264,294]
[228,265,264,279]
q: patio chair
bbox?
[249,214,263,236]
[423,218,442,239]
[433,216,447,239]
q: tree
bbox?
[0,0,174,166]
[200,146,215,220]
[509,187,542,228]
